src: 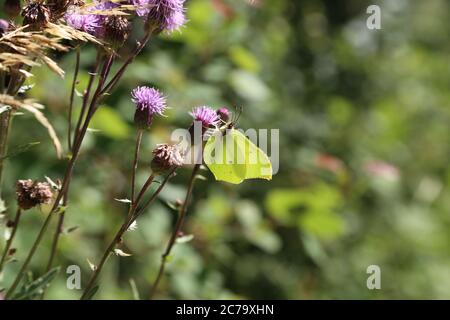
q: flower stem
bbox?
[131,130,143,203]
[0,109,12,195]
[5,210,54,299]
[80,171,174,300]
[67,47,81,151]
[0,208,22,273]
[149,164,200,299]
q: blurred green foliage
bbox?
[1,0,450,299]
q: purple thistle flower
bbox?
[131,86,167,129]
[65,11,102,35]
[132,0,186,33]
[65,1,120,37]
[190,106,221,128]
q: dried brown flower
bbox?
[103,15,131,49]
[16,179,53,210]
[151,144,185,174]
[22,2,51,30]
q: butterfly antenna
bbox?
[233,106,243,125]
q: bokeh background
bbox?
[1,0,450,299]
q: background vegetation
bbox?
[1,0,450,299]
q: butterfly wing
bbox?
[204,130,247,184]
[204,129,272,184]
[231,129,272,181]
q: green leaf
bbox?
[89,106,130,140]
[0,142,40,160]
[129,279,140,300]
[229,46,261,73]
[83,285,99,300]
[12,267,60,300]
[176,234,195,244]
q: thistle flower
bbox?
[0,19,9,36]
[4,0,21,19]
[103,15,131,48]
[131,86,166,129]
[16,179,53,210]
[216,107,231,123]
[133,0,186,34]
[65,10,102,35]
[65,1,119,38]
[151,143,184,174]
[190,106,221,128]
[22,2,51,30]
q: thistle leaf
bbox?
[11,267,60,300]
[176,234,194,244]
[114,249,132,257]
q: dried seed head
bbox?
[16,179,54,210]
[4,0,22,19]
[103,15,131,49]
[47,0,81,21]
[151,144,184,174]
[22,2,51,30]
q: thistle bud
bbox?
[46,0,73,21]
[22,2,51,30]
[103,15,131,49]
[151,144,184,174]
[16,179,53,210]
[0,19,10,36]
[216,107,231,123]
[4,0,21,19]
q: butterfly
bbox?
[203,109,272,184]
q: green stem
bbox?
[149,164,200,299]
[131,130,143,203]
[68,47,81,151]
[80,171,173,300]
[5,211,54,299]
[0,208,22,273]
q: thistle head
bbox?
[151,143,184,174]
[65,7,102,36]
[216,107,231,123]
[22,1,51,30]
[0,19,10,36]
[47,0,82,21]
[190,106,220,128]
[131,86,166,129]
[103,15,132,48]
[16,179,53,210]
[133,0,186,34]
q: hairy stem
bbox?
[149,164,200,299]
[80,171,174,300]
[73,51,101,149]
[5,211,54,299]
[0,208,22,273]
[0,110,12,195]
[67,47,81,151]
[131,130,143,203]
